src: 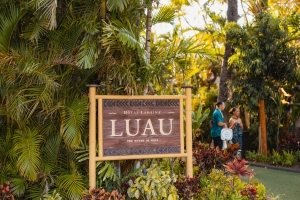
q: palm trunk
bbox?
[143,2,153,95]
[217,0,238,122]
[100,0,106,20]
[259,100,267,155]
[145,3,152,61]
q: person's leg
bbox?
[213,136,223,149]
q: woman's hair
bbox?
[229,107,238,115]
[215,101,224,108]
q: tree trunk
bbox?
[145,3,152,61]
[217,0,238,122]
[259,99,267,155]
[100,0,106,20]
[276,114,280,151]
[244,109,250,130]
[143,2,153,95]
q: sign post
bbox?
[182,86,193,178]
[87,85,194,188]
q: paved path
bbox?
[247,165,300,200]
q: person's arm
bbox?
[216,112,227,128]
[238,119,244,130]
[229,118,235,130]
[217,121,227,128]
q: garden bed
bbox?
[248,161,300,173]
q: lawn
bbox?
[247,165,300,200]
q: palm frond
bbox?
[76,34,98,69]
[0,4,26,52]
[29,0,58,30]
[11,177,28,197]
[102,20,141,51]
[13,128,42,181]
[106,0,129,12]
[25,184,44,200]
[49,21,83,56]
[56,173,86,199]
[41,134,62,173]
[152,5,176,25]
[60,96,88,149]
[21,15,48,42]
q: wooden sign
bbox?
[102,99,181,156]
[87,85,193,188]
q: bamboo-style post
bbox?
[182,86,193,178]
[87,85,98,189]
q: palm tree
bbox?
[217,0,238,122]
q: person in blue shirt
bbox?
[210,101,227,149]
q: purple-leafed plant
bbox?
[193,142,236,174]
[173,174,201,200]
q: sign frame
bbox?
[87,85,193,188]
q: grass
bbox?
[246,165,300,200]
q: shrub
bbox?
[173,175,201,200]
[281,150,297,166]
[246,150,258,162]
[42,190,62,200]
[281,134,300,152]
[82,188,125,200]
[193,142,235,174]
[295,150,300,162]
[0,182,13,200]
[269,150,281,166]
[127,165,178,200]
[198,169,267,200]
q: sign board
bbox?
[87,85,193,188]
[102,99,181,156]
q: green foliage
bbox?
[281,150,297,166]
[198,169,267,200]
[127,165,178,200]
[227,11,299,109]
[192,102,210,133]
[269,150,281,165]
[13,128,42,181]
[42,190,62,200]
[247,150,298,167]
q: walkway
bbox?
[248,165,300,200]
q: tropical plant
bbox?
[227,11,299,154]
[127,165,178,200]
[193,142,235,174]
[173,174,201,200]
[82,188,125,200]
[223,158,255,179]
[199,168,267,200]
[192,102,210,141]
[42,190,62,200]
